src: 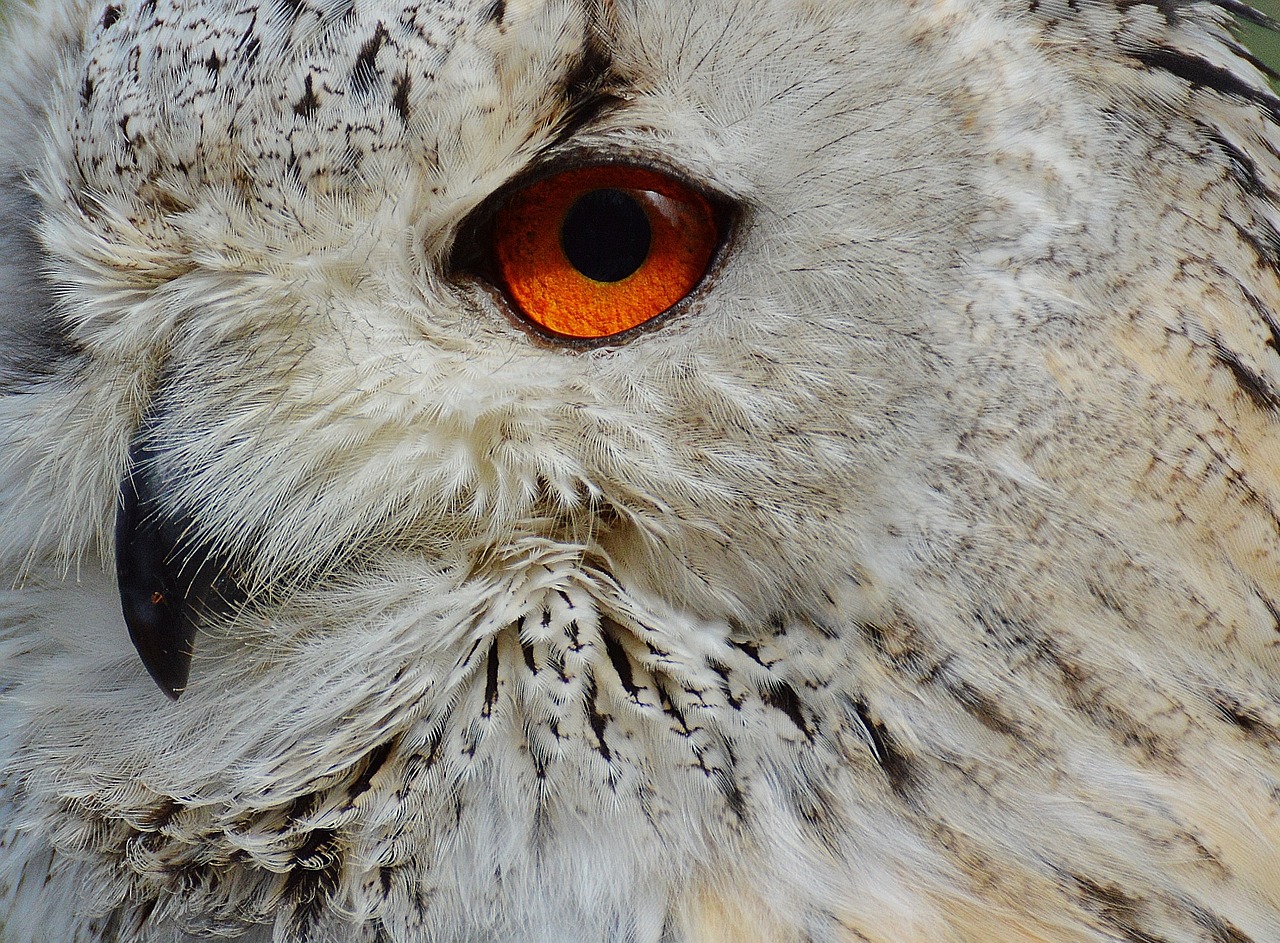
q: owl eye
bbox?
[489,165,722,340]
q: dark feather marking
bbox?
[519,626,537,673]
[659,917,681,943]
[849,697,917,799]
[1193,905,1257,943]
[655,680,691,733]
[290,828,341,872]
[482,644,499,716]
[390,71,412,122]
[236,32,260,66]
[716,766,747,819]
[131,899,159,931]
[293,74,320,117]
[1255,589,1280,635]
[566,618,586,653]
[351,24,390,97]
[1205,127,1274,201]
[1133,47,1280,121]
[585,678,612,762]
[547,14,623,149]
[1182,423,1280,539]
[283,891,331,943]
[1033,626,1174,763]
[706,658,745,709]
[729,638,774,667]
[413,725,446,773]
[759,681,814,740]
[346,740,395,801]
[285,792,320,825]
[861,615,1026,743]
[600,618,642,700]
[1085,576,1128,616]
[1238,283,1280,354]
[1072,875,1173,943]
[1208,689,1278,744]
[280,828,344,940]
[946,678,1022,738]
[795,787,843,852]
[461,636,484,666]
[1226,213,1280,272]
[1212,343,1280,412]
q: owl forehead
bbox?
[70,0,593,219]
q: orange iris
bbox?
[493,165,719,339]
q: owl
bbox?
[3,0,1280,939]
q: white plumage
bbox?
[3,0,1280,940]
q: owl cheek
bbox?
[114,436,241,699]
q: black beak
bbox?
[115,437,239,699]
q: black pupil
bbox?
[559,188,652,283]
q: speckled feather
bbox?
[2,0,1280,940]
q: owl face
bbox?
[0,0,976,934]
[12,0,968,693]
[6,0,1280,940]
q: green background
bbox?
[1238,0,1280,80]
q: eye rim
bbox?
[450,153,739,349]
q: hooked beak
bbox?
[115,437,239,699]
